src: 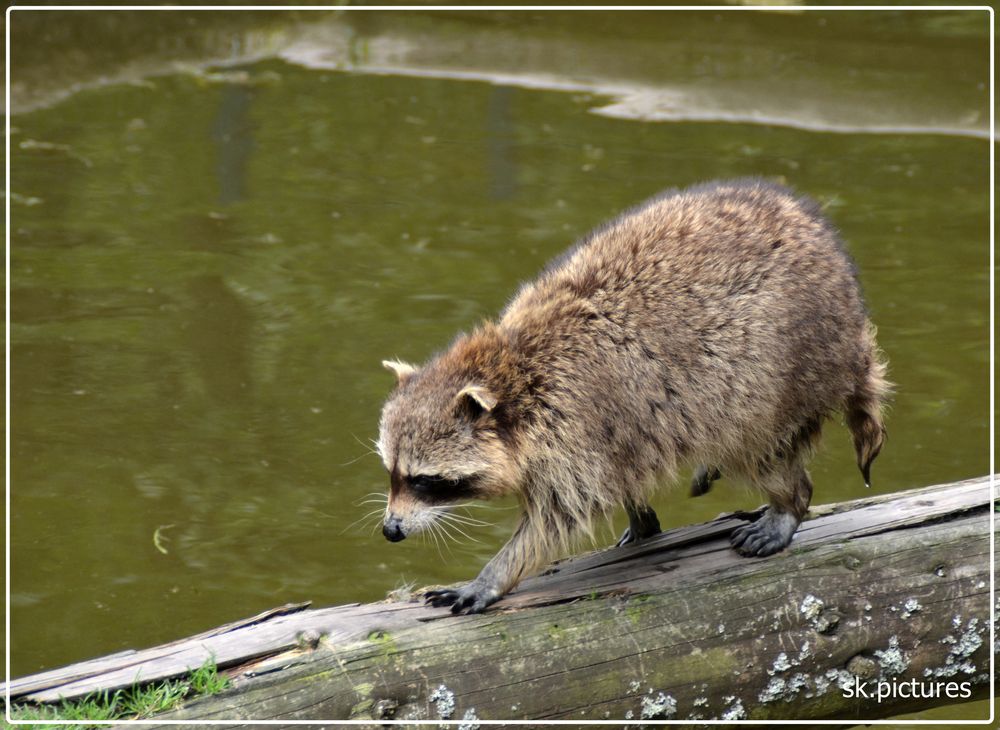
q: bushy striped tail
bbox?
[845,321,892,488]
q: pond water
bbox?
[7,7,991,722]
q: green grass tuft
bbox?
[8,657,230,727]
[187,657,229,697]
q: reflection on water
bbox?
[7,9,990,723]
[212,85,255,206]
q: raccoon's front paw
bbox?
[424,582,501,615]
[730,510,799,557]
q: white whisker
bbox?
[425,523,447,561]
[437,504,495,528]
[431,515,457,540]
[341,508,386,535]
[439,512,493,528]
[351,492,388,510]
[340,433,380,466]
[339,452,373,467]
[436,516,481,544]
[429,508,482,544]
[352,432,378,454]
[435,521,459,555]
[458,501,517,512]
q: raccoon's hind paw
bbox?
[615,524,658,547]
[730,510,799,557]
[690,466,721,497]
[425,583,500,615]
[615,528,639,547]
[616,503,661,547]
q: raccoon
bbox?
[376,179,890,614]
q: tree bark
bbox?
[8,476,995,724]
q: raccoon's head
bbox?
[375,357,520,542]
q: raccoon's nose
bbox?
[383,515,406,542]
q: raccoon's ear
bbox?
[382,359,417,385]
[456,384,498,416]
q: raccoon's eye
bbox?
[410,474,461,494]
[409,474,450,494]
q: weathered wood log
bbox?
[7,476,995,724]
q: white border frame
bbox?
[4,4,994,726]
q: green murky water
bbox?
[7,8,991,721]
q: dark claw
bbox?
[730,509,798,557]
[616,528,635,548]
[730,524,751,548]
[732,522,773,556]
[424,585,498,614]
[424,589,460,608]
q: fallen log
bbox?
[7,476,995,724]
